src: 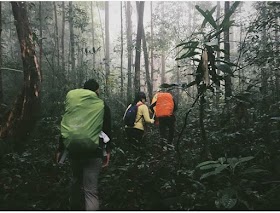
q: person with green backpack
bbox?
[56,79,111,210]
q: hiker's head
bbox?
[133,91,146,104]
[84,79,100,95]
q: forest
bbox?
[0,0,280,210]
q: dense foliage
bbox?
[0,1,280,210]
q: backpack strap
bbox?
[134,102,143,124]
[123,104,132,120]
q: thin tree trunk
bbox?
[0,2,2,104]
[199,94,211,160]
[160,2,165,85]
[161,50,166,84]
[9,4,14,60]
[0,2,41,143]
[105,1,110,96]
[224,1,232,100]
[260,2,268,108]
[61,1,65,75]
[69,1,75,85]
[38,2,43,83]
[142,28,152,101]
[134,1,145,93]
[126,1,133,104]
[53,2,59,68]
[150,1,154,94]
[91,2,95,71]
[274,7,279,100]
[215,1,221,107]
[120,2,124,100]
[96,2,105,58]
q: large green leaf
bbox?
[176,41,199,48]
[176,50,200,60]
[200,170,217,180]
[195,5,217,29]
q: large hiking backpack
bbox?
[61,89,104,156]
[123,103,142,127]
[155,92,174,117]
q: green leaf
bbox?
[234,156,254,168]
[271,117,280,121]
[200,170,217,180]
[176,50,200,60]
[199,163,221,170]
[195,5,217,29]
[216,63,234,76]
[215,164,230,173]
[196,160,219,168]
[176,41,199,48]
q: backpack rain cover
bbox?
[61,89,104,154]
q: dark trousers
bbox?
[125,128,144,152]
[158,115,176,143]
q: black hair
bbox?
[133,91,146,105]
[84,79,99,92]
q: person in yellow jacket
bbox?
[124,92,154,144]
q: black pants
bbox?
[158,115,176,143]
[125,128,144,152]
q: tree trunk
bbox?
[215,1,221,107]
[120,2,124,100]
[199,94,212,160]
[150,1,154,94]
[61,1,65,74]
[105,1,110,96]
[126,1,133,104]
[91,2,96,71]
[53,2,59,68]
[134,1,145,93]
[275,7,279,100]
[0,2,42,144]
[260,2,268,107]
[0,2,2,104]
[69,2,75,85]
[39,2,43,81]
[142,29,152,102]
[224,1,232,100]
[161,50,166,84]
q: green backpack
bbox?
[61,89,104,156]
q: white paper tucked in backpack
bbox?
[99,131,110,143]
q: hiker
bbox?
[123,92,154,145]
[56,79,111,210]
[150,89,177,144]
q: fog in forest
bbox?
[1,1,280,211]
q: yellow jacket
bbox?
[125,101,154,131]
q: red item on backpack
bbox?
[155,93,174,117]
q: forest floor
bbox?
[0,116,183,210]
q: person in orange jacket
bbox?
[150,89,177,144]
